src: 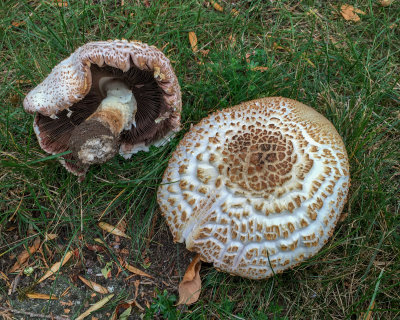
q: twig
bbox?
[0,307,70,320]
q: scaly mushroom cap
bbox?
[157,97,350,280]
[24,40,181,176]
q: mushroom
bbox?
[23,40,181,177]
[157,97,350,280]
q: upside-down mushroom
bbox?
[157,97,350,280]
[24,40,181,177]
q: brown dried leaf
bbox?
[188,32,198,53]
[120,259,153,279]
[210,0,223,12]
[55,0,68,7]
[11,21,25,27]
[251,66,269,72]
[37,251,73,283]
[231,8,239,16]
[98,222,130,239]
[45,233,58,241]
[9,237,41,273]
[200,49,209,56]
[380,0,394,6]
[177,254,202,305]
[78,276,109,294]
[26,292,58,300]
[340,4,361,22]
[76,294,114,320]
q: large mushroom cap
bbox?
[157,97,350,280]
[24,40,181,176]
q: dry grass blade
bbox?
[37,251,73,283]
[9,237,41,273]
[75,294,114,320]
[78,275,109,294]
[120,259,153,279]
[26,293,58,300]
[188,32,198,53]
[177,254,202,305]
[98,222,130,239]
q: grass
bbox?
[0,0,399,319]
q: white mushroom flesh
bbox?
[96,79,137,133]
[157,97,350,280]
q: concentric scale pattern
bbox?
[157,97,350,279]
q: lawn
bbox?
[0,0,399,319]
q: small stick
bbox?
[0,307,70,320]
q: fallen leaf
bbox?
[60,301,74,306]
[188,32,198,53]
[26,293,58,300]
[228,34,236,47]
[380,0,394,6]
[251,66,269,72]
[45,233,58,241]
[231,8,239,16]
[340,4,362,22]
[11,21,25,27]
[78,276,109,294]
[64,309,71,314]
[9,237,41,273]
[200,49,209,56]
[98,222,130,239]
[76,294,114,320]
[55,0,68,7]
[120,259,153,279]
[177,254,202,305]
[37,251,73,283]
[210,0,223,12]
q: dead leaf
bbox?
[210,0,223,12]
[37,251,73,283]
[9,237,41,273]
[120,259,153,279]
[231,8,239,16]
[340,4,362,22]
[64,309,71,314]
[45,233,58,241]
[188,32,198,53]
[200,49,209,56]
[60,301,74,306]
[26,293,58,300]
[11,21,25,27]
[177,254,202,305]
[98,222,130,239]
[76,294,114,320]
[78,276,109,294]
[251,66,269,72]
[380,0,394,6]
[55,0,68,7]
[228,34,236,47]
[339,212,349,222]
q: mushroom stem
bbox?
[69,80,137,165]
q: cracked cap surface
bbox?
[157,97,350,280]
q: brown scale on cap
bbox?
[157,97,350,280]
[24,40,181,177]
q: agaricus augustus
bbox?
[24,40,181,177]
[157,97,350,280]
